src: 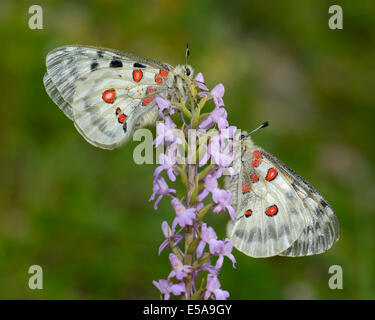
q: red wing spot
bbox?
[160,70,169,77]
[142,96,155,106]
[146,87,157,94]
[251,150,263,167]
[251,159,261,167]
[245,209,253,218]
[118,114,127,123]
[253,150,262,159]
[266,168,278,182]
[242,182,250,194]
[251,173,259,183]
[115,107,121,115]
[102,89,116,103]
[265,205,278,217]
[155,74,163,84]
[132,69,143,82]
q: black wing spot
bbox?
[133,62,146,68]
[97,50,104,58]
[315,207,324,217]
[110,60,123,68]
[291,182,298,190]
[306,225,314,234]
[90,61,99,71]
[320,199,329,208]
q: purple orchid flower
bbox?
[154,116,181,147]
[204,274,229,300]
[196,223,218,257]
[154,150,179,182]
[209,132,234,168]
[211,84,225,107]
[197,174,219,201]
[168,253,191,280]
[199,83,225,107]
[152,73,237,300]
[149,176,176,210]
[194,72,209,91]
[158,221,184,255]
[156,97,175,119]
[171,198,196,229]
[199,260,220,277]
[209,238,236,268]
[198,127,237,171]
[199,107,229,130]
[212,189,236,220]
[152,279,186,300]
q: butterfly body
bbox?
[44,45,194,149]
[225,133,340,258]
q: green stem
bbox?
[191,277,206,300]
[184,164,196,299]
[197,164,215,181]
[175,165,188,189]
[197,203,215,221]
[192,95,207,128]
[177,97,192,119]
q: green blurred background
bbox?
[0,0,374,299]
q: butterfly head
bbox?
[170,64,195,101]
[239,130,254,150]
[173,64,195,81]
[185,65,193,77]
[240,131,249,140]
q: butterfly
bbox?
[43,45,194,149]
[225,127,340,258]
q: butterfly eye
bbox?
[240,134,246,140]
[185,67,191,76]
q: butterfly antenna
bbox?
[185,43,190,66]
[245,121,269,137]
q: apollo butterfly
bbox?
[225,127,340,258]
[43,45,194,149]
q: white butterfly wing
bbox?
[71,67,158,149]
[226,139,339,258]
[227,146,307,258]
[44,46,172,149]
